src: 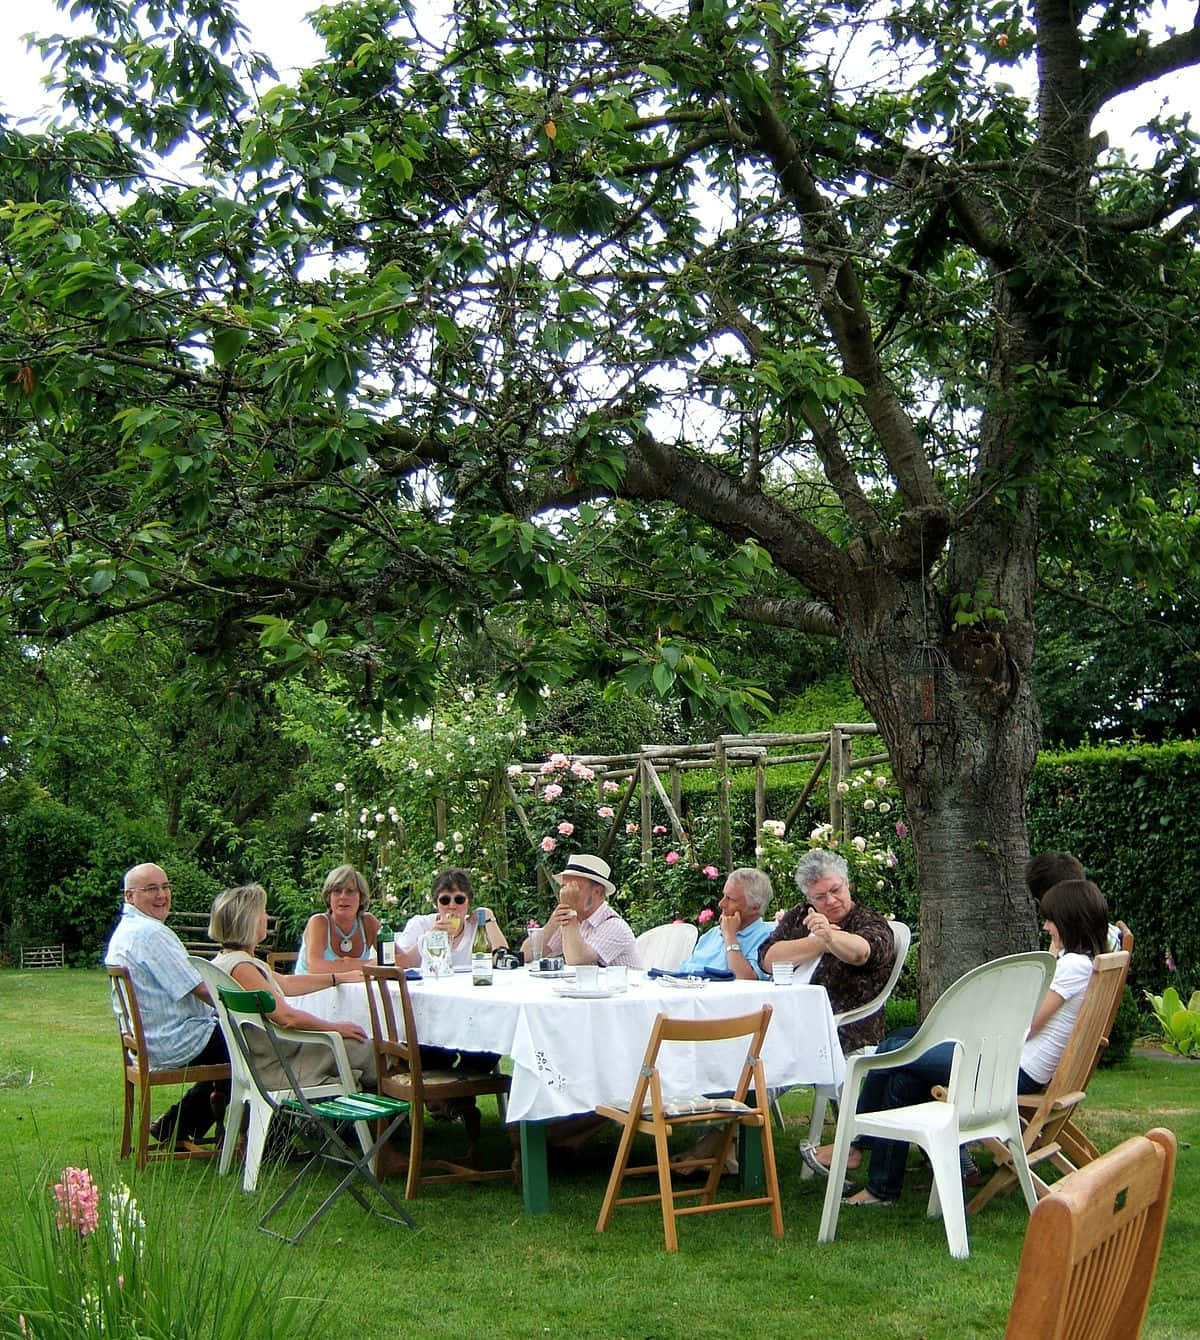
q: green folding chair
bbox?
[217,987,417,1243]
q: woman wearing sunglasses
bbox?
[295,864,380,974]
[396,868,508,970]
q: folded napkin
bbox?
[405,969,423,980]
[646,966,735,982]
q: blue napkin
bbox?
[646,966,735,982]
[405,969,423,980]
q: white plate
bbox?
[452,964,473,974]
[657,975,706,989]
[552,985,615,999]
[529,968,575,979]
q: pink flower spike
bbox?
[665,850,680,865]
[540,836,557,853]
[697,908,714,925]
[53,1166,100,1237]
[702,865,719,879]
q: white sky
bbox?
[0,1,1192,151]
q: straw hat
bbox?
[553,853,617,897]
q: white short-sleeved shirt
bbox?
[104,903,216,1068]
[1020,951,1094,1086]
[398,911,474,967]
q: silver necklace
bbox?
[331,914,356,954]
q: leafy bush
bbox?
[1144,986,1200,1058]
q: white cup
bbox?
[575,963,600,990]
[604,965,628,993]
[772,961,795,985]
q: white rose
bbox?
[452,831,463,843]
[863,798,876,811]
[434,840,445,853]
[366,829,377,839]
[852,835,867,852]
[309,813,320,824]
[334,781,346,793]
[836,781,850,795]
[874,775,888,790]
[879,802,891,814]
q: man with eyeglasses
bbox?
[760,848,896,1053]
[104,862,229,1144]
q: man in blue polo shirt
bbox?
[104,862,228,1144]
[677,867,773,979]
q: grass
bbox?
[1,968,1197,1339]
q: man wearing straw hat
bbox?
[524,853,640,969]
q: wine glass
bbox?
[422,929,451,979]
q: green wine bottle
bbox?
[471,908,493,985]
[377,922,395,967]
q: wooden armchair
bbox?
[1005,1127,1176,1339]
[107,966,230,1171]
[362,965,513,1200]
[968,948,1130,1213]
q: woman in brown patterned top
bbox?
[759,849,896,1052]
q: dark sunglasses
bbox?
[437,893,469,906]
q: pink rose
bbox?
[543,783,563,802]
[895,821,908,839]
[697,908,714,925]
[527,918,541,929]
[597,806,615,819]
[702,865,719,879]
[653,825,668,835]
[665,850,680,865]
[602,780,620,793]
[626,822,638,835]
[540,836,557,853]
[557,821,575,836]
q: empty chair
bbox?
[818,951,1055,1259]
[106,965,230,1172]
[217,987,416,1244]
[362,964,513,1200]
[634,922,699,971]
[1005,1127,1176,1339]
[595,1005,783,1252]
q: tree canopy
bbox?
[2,0,1198,996]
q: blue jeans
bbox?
[856,1028,1043,1201]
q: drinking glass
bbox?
[421,929,452,979]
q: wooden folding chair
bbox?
[1004,1127,1176,1340]
[595,1005,783,1252]
[968,949,1130,1213]
[362,964,513,1200]
[1055,922,1133,1168]
[107,966,230,1171]
[218,987,417,1244]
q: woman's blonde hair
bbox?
[209,883,267,948]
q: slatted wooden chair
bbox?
[595,1005,783,1252]
[362,964,514,1200]
[968,949,1131,1213]
[107,965,230,1171]
[1004,1127,1176,1340]
[1055,921,1133,1168]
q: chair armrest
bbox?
[273,1025,360,1091]
[842,1033,960,1107]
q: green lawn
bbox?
[1,969,1196,1339]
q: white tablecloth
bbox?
[297,967,844,1123]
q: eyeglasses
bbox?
[808,882,847,904]
[132,882,171,895]
[437,893,469,906]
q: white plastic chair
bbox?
[189,956,369,1191]
[634,922,699,971]
[795,919,912,1156]
[818,950,1055,1259]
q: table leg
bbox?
[739,1125,765,1194]
[519,1120,551,1214]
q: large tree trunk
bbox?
[837,504,1043,1007]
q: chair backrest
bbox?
[911,952,1056,1131]
[216,986,309,1107]
[189,955,256,1091]
[1044,950,1130,1108]
[361,965,424,1087]
[1116,920,1133,955]
[107,965,146,1075]
[634,922,699,972]
[1005,1128,1177,1340]
[834,919,912,1028]
[629,1006,774,1115]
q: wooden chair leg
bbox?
[654,1125,679,1253]
[405,1101,425,1202]
[596,1117,639,1233]
[119,1078,135,1161]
